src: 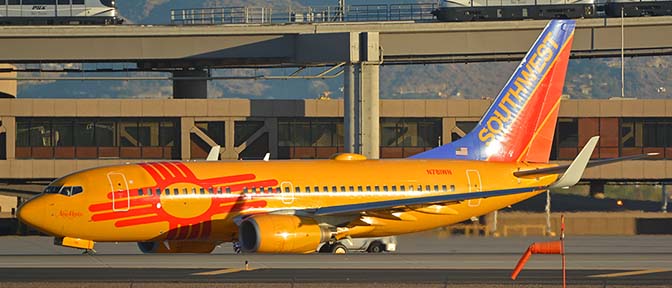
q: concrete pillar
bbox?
[265,118,278,160]
[1,117,15,160]
[0,64,17,98]
[344,64,356,153]
[359,32,380,159]
[173,69,208,99]
[223,119,237,160]
[180,117,194,160]
[590,181,606,199]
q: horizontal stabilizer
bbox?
[548,136,597,189]
[514,152,658,178]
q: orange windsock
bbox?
[529,241,563,254]
[511,241,564,280]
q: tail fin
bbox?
[411,19,575,163]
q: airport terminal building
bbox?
[1,98,671,184]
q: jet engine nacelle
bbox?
[239,214,330,253]
[137,240,217,253]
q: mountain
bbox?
[16,1,672,100]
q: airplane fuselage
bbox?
[23,157,558,243]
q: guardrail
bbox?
[170,4,438,25]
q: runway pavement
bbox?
[0,235,671,287]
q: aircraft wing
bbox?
[309,186,547,216]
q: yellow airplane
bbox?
[17,20,647,254]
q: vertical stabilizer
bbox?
[411,20,575,163]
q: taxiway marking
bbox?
[588,269,670,278]
[192,268,255,276]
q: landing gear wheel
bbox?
[82,249,96,255]
[232,241,242,254]
[367,241,384,253]
[331,243,348,254]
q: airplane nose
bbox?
[17,198,46,231]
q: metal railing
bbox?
[170,3,438,25]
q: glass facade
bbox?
[380,118,442,158]
[278,118,344,159]
[15,118,179,160]
[277,117,442,159]
[551,117,672,160]
[7,115,672,161]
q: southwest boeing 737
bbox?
[17,20,650,254]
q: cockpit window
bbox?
[44,186,83,196]
[60,186,72,196]
[44,186,62,194]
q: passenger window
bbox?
[340,186,346,192]
[391,186,397,192]
[425,185,431,191]
[374,186,380,192]
[323,186,329,192]
[148,189,153,196]
[295,187,300,193]
[138,188,144,196]
[182,188,187,195]
[400,185,406,192]
[226,187,232,194]
[434,185,440,192]
[208,187,214,194]
[451,185,456,192]
[408,186,414,192]
[357,186,363,192]
[417,185,423,192]
[284,187,290,193]
[174,188,179,195]
[383,186,388,192]
[165,189,170,196]
[155,188,161,195]
[200,188,206,194]
[191,188,196,194]
[275,187,281,193]
[349,186,354,192]
[365,186,371,192]
[332,186,337,192]
[306,187,311,193]
[442,185,448,192]
[71,186,83,196]
[217,187,222,194]
[243,187,248,194]
[314,186,319,193]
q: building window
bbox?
[15,118,179,160]
[278,118,344,159]
[380,118,442,158]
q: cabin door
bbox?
[280,181,294,205]
[107,172,130,212]
[466,169,482,207]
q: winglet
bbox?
[263,153,270,161]
[550,136,599,189]
[206,145,221,161]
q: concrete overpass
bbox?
[0,17,670,67]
